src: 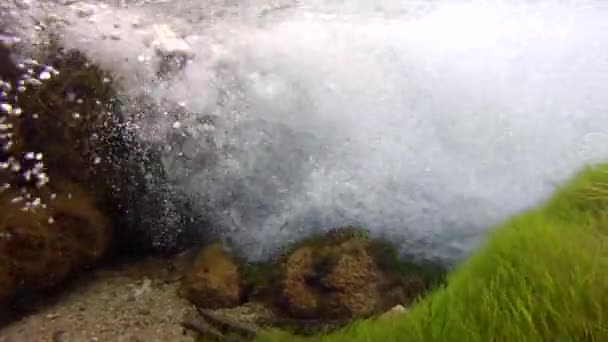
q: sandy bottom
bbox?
[0,257,199,342]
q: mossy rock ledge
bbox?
[0,42,178,310]
[180,227,445,333]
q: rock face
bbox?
[0,43,115,305]
[180,243,242,309]
[278,228,432,320]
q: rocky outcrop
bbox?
[179,227,442,336]
[277,227,433,320]
[180,243,242,309]
[0,43,115,305]
[0,33,210,307]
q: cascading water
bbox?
[53,0,608,263]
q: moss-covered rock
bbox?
[275,227,442,321]
[0,42,117,306]
[234,227,441,323]
[279,232,377,319]
[181,243,242,309]
[0,178,111,293]
[180,227,444,338]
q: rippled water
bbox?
[52,0,608,263]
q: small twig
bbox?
[268,317,352,332]
[181,315,225,340]
[197,308,259,338]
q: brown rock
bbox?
[280,236,381,320]
[274,227,438,322]
[321,243,380,318]
[0,44,118,305]
[0,178,111,292]
[280,247,319,318]
[181,243,241,309]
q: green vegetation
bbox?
[257,164,608,341]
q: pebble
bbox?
[46,313,61,320]
[379,304,407,320]
[13,0,31,9]
[74,4,95,18]
[151,24,195,60]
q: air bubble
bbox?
[0,103,13,113]
[26,78,42,86]
[11,108,22,117]
[39,71,51,80]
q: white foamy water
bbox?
[52,0,608,263]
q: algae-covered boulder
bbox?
[280,233,380,319]
[181,243,242,309]
[0,33,205,307]
[178,228,442,335]
[0,41,117,305]
[0,179,111,298]
[0,43,114,301]
[278,227,437,320]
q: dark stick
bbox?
[181,314,225,340]
[197,308,260,338]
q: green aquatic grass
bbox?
[257,164,608,342]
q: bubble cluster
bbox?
[0,44,59,212]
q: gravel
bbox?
[0,257,198,342]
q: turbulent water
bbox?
[15,0,608,263]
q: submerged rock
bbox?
[277,227,435,320]
[280,234,380,319]
[178,227,443,337]
[0,42,112,305]
[0,178,111,298]
[180,243,242,309]
[0,39,189,307]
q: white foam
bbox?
[58,0,608,262]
